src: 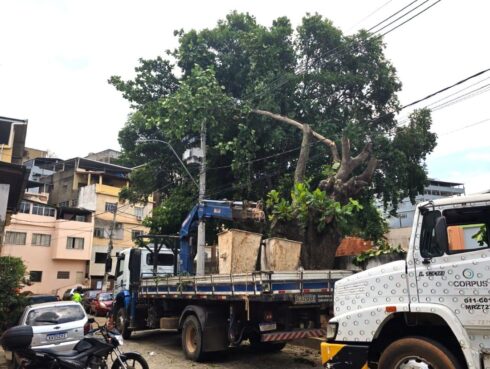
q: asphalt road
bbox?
[120,329,321,369]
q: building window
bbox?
[95,252,107,263]
[105,202,117,213]
[19,201,30,214]
[32,203,55,217]
[5,231,27,245]
[29,271,43,282]
[59,201,69,207]
[132,230,144,240]
[134,207,143,220]
[94,228,105,238]
[75,215,86,222]
[66,237,84,250]
[32,233,51,246]
[71,199,78,207]
[57,271,70,279]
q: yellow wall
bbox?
[0,146,13,163]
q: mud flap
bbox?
[321,342,369,368]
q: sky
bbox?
[0,0,489,194]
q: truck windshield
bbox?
[146,253,174,266]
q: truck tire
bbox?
[182,315,205,361]
[378,336,462,369]
[116,307,132,340]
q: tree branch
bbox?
[295,124,311,183]
[253,109,340,162]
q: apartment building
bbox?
[0,116,29,241]
[1,193,94,296]
[47,157,152,289]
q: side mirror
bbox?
[435,216,449,252]
[105,257,113,273]
[87,317,95,324]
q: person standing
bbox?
[72,286,83,303]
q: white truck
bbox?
[322,192,490,369]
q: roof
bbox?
[419,193,490,208]
[428,178,465,187]
[65,157,131,173]
[0,116,27,123]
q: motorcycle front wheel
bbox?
[111,352,149,369]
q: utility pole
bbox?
[102,207,117,291]
[196,120,206,276]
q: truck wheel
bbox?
[182,315,205,361]
[116,307,132,340]
[379,337,462,369]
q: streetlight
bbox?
[135,138,199,189]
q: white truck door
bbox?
[414,204,490,334]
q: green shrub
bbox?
[0,256,27,333]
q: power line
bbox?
[347,0,396,32]
[368,0,430,34]
[377,0,442,37]
[431,84,490,112]
[401,68,490,110]
[440,117,490,136]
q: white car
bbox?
[5,301,89,365]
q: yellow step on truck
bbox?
[322,192,490,369]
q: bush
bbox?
[0,256,27,333]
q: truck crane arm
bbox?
[179,200,264,274]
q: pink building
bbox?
[1,195,94,297]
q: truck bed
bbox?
[138,270,353,301]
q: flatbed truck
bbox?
[111,199,352,361]
[113,247,351,360]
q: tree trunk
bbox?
[301,209,341,269]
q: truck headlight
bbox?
[326,322,338,340]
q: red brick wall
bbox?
[335,236,372,256]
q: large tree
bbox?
[110,12,436,269]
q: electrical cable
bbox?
[367,0,419,32]
[378,0,442,37]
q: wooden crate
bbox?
[217,229,262,274]
[261,237,302,271]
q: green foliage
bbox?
[472,224,488,247]
[267,181,362,233]
[110,11,436,239]
[143,186,196,235]
[0,257,27,333]
[353,240,406,267]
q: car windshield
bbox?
[26,305,85,326]
[98,293,113,301]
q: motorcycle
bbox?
[1,318,148,369]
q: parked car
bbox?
[27,294,60,305]
[89,292,113,316]
[62,286,89,301]
[4,301,90,367]
[82,290,101,313]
